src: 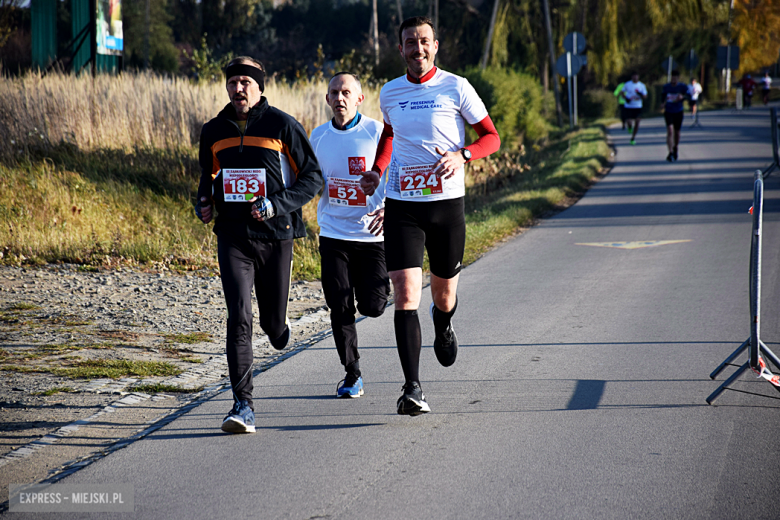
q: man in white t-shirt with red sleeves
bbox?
[310,72,390,399]
[360,16,501,416]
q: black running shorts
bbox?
[384,197,465,279]
[664,111,684,131]
[624,107,642,120]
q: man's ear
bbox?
[356,93,365,107]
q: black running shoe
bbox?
[397,381,431,416]
[666,153,673,162]
[672,149,678,161]
[430,303,458,367]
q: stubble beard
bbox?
[407,53,431,78]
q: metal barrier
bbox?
[707,171,780,403]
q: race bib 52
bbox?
[222,169,266,202]
[328,176,366,207]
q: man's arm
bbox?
[266,121,323,216]
[432,115,500,179]
[361,121,394,196]
[465,115,500,161]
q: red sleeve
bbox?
[371,121,394,175]
[464,115,500,161]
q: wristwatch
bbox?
[460,148,472,161]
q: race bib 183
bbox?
[222,169,266,202]
[328,176,366,207]
[399,164,442,198]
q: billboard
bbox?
[97,0,123,56]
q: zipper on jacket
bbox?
[228,120,245,152]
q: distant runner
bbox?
[739,74,756,108]
[761,72,772,105]
[613,78,630,131]
[310,72,390,399]
[621,72,647,145]
[687,77,703,126]
[662,70,688,162]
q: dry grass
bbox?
[0,71,382,158]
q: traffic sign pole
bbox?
[567,53,573,129]
[573,34,578,126]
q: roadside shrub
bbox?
[582,89,618,119]
[462,66,551,150]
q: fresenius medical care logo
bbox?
[410,100,442,110]
[398,101,409,110]
[348,157,366,175]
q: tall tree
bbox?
[732,0,780,73]
[123,0,179,72]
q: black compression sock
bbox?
[432,296,458,332]
[346,360,361,378]
[394,310,422,383]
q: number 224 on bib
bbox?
[399,165,442,198]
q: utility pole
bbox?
[725,0,735,102]
[480,0,500,70]
[542,0,563,127]
[372,0,380,66]
[143,0,150,70]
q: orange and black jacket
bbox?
[197,98,323,240]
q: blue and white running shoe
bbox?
[221,400,256,433]
[337,374,364,398]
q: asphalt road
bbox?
[10,106,780,519]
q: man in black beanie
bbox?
[195,56,322,433]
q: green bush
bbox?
[582,89,618,119]
[462,67,551,150]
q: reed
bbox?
[0,71,382,159]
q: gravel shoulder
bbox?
[0,264,333,506]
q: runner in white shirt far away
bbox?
[621,72,648,145]
[762,72,772,106]
[360,16,501,416]
[687,77,703,126]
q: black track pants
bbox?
[319,236,390,369]
[218,234,293,406]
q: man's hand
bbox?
[360,171,381,196]
[367,208,384,236]
[250,196,275,222]
[195,197,212,224]
[432,146,466,180]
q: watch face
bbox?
[462,148,472,160]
